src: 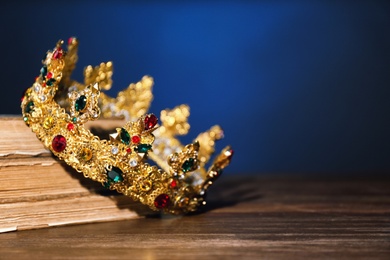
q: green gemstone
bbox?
[40,66,47,77]
[103,181,111,189]
[120,128,130,145]
[182,158,195,173]
[23,117,28,122]
[24,101,34,114]
[107,167,123,183]
[72,117,77,123]
[75,95,87,112]
[46,78,56,87]
[136,144,152,153]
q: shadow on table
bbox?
[195,175,262,214]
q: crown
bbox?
[20,38,233,214]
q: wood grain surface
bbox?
[1,174,389,259]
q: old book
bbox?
[0,116,148,233]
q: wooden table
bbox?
[1,174,389,259]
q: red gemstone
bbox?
[144,114,158,130]
[21,88,28,102]
[53,48,63,59]
[131,135,140,144]
[154,194,170,209]
[52,135,67,152]
[126,148,132,153]
[46,72,53,79]
[67,123,75,131]
[169,180,177,189]
[68,37,75,45]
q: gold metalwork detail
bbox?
[43,116,54,129]
[21,38,233,214]
[79,147,93,162]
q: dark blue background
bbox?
[1,1,390,175]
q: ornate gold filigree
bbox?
[21,38,233,214]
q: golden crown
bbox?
[21,38,233,214]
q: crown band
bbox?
[21,38,233,214]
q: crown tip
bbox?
[67,36,78,46]
[224,148,234,161]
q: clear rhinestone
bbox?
[46,52,53,61]
[68,91,78,99]
[39,95,47,102]
[129,159,138,167]
[111,146,119,155]
[69,86,77,92]
[163,148,172,156]
[92,112,99,119]
[33,83,41,93]
[153,146,160,155]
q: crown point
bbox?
[225,149,234,161]
[56,40,63,47]
[109,133,119,142]
[67,36,77,45]
[92,82,100,93]
[193,141,200,151]
[53,47,63,60]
